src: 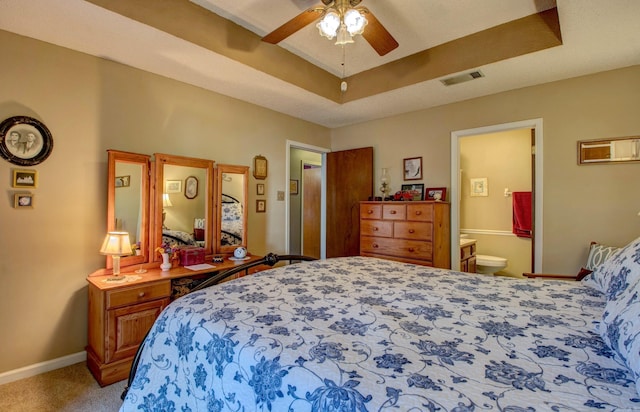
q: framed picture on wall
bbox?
[470,178,488,197]
[165,180,182,193]
[0,116,53,166]
[256,183,265,196]
[290,179,299,195]
[14,193,34,209]
[12,169,38,188]
[184,176,198,199]
[403,157,422,180]
[256,199,266,213]
[115,175,130,188]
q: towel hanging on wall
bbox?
[512,191,532,238]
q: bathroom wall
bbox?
[460,129,532,276]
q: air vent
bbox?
[440,70,484,86]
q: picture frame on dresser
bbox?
[426,187,447,201]
[401,184,424,201]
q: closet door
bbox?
[326,147,373,257]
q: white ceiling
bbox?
[1,0,639,128]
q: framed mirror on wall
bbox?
[154,153,215,260]
[216,164,249,254]
[106,150,150,270]
[578,136,640,164]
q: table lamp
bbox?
[100,231,133,279]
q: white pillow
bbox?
[598,235,640,396]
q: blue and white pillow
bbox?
[582,242,622,293]
[598,236,640,396]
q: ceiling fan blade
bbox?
[262,8,323,44]
[361,11,398,56]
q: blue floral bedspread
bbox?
[120,257,640,411]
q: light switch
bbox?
[277,191,284,201]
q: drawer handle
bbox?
[415,211,422,215]
[408,229,415,233]
[372,243,379,249]
[373,227,379,231]
[138,292,145,298]
[367,209,374,214]
[390,210,397,214]
[408,247,415,252]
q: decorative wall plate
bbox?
[0,116,53,166]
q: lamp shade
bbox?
[162,193,173,207]
[100,231,133,256]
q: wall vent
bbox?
[440,70,484,86]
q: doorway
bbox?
[450,119,543,273]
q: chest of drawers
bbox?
[359,201,450,268]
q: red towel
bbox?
[512,191,532,238]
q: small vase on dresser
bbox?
[160,253,171,271]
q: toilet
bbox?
[476,254,508,275]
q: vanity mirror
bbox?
[578,136,640,165]
[154,154,215,259]
[106,150,150,270]
[216,164,249,254]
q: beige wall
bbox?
[332,65,640,275]
[0,31,330,374]
[1,27,639,377]
[460,129,532,277]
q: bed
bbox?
[120,248,640,411]
[221,194,243,245]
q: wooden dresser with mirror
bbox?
[86,150,254,386]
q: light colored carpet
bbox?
[0,362,125,412]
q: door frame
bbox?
[450,118,543,272]
[286,140,330,258]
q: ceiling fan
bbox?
[262,0,399,56]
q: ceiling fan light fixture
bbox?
[317,11,340,39]
[343,8,367,36]
[335,24,354,45]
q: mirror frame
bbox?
[215,164,249,254]
[153,153,215,260]
[578,136,640,165]
[106,150,150,270]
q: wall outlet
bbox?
[277,191,285,201]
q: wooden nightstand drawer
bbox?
[406,204,434,221]
[106,281,171,309]
[393,222,433,240]
[361,220,393,237]
[360,237,432,260]
[360,204,382,219]
[382,204,406,220]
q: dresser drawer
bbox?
[361,220,393,237]
[394,221,433,240]
[406,204,434,221]
[461,243,475,260]
[106,281,171,309]
[360,204,382,220]
[382,204,406,220]
[360,237,432,261]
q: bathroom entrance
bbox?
[451,119,543,275]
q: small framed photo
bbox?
[12,169,38,188]
[165,180,182,193]
[403,157,422,180]
[256,183,265,196]
[115,175,130,188]
[184,176,198,199]
[426,187,447,201]
[401,184,424,201]
[14,193,34,209]
[256,199,266,213]
[290,179,299,195]
[470,178,488,197]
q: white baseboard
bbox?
[0,351,86,386]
